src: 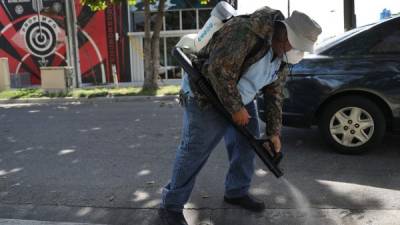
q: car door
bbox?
[364,21,400,131]
[334,18,400,131]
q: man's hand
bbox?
[263,134,281,153]
[232,107,250,126]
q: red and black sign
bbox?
[0,0,67,85]
[0,0,131,86]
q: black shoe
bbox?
[224,194,266,212]
[158,208,188,225]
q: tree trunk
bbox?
[142,0,165,90]
[150,0,165,88]
[142,0,154,89]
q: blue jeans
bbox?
[161,96,260,212]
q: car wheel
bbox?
[319,96,386,154]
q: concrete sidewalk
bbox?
[1,100,400,225]
[2,205,400,225]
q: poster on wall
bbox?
[0,0,131,86]
[76,1,131,84]
[0,0,67,86]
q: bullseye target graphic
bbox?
[20,15,60,58]
[1,1,131,85]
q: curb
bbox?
[0,95,178,105]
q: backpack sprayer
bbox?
[173,2,284,178]
[175,1,236,52]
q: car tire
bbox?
[319,96,386,154]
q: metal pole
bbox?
[35,0,43,37]
[344,0,356,31]
[65,0,81,87]
[71,0,82,86]
[287,0,290,17]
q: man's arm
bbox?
[262,65,289,137]
[202,23,259,114]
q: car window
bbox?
[369,30,400,54]
[323,18,400,56]
[315,25,371,54]
[320,26,382,56]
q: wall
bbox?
[0,0,131,87]
[0,0,67,86]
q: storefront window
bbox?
[130,5,225,81]
[198,9,212,28]
[159,37,168,80]
[161,37,182,79]
[165,11,180,30]
[132,12,164,31]
[159,37,166,66]
[182,10,197,30]
[132,11,145,32]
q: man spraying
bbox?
[159,5,322,225]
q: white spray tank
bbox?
[176,1,237,53]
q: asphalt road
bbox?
[0,100,400,225]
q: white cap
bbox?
[280,11,322,53]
